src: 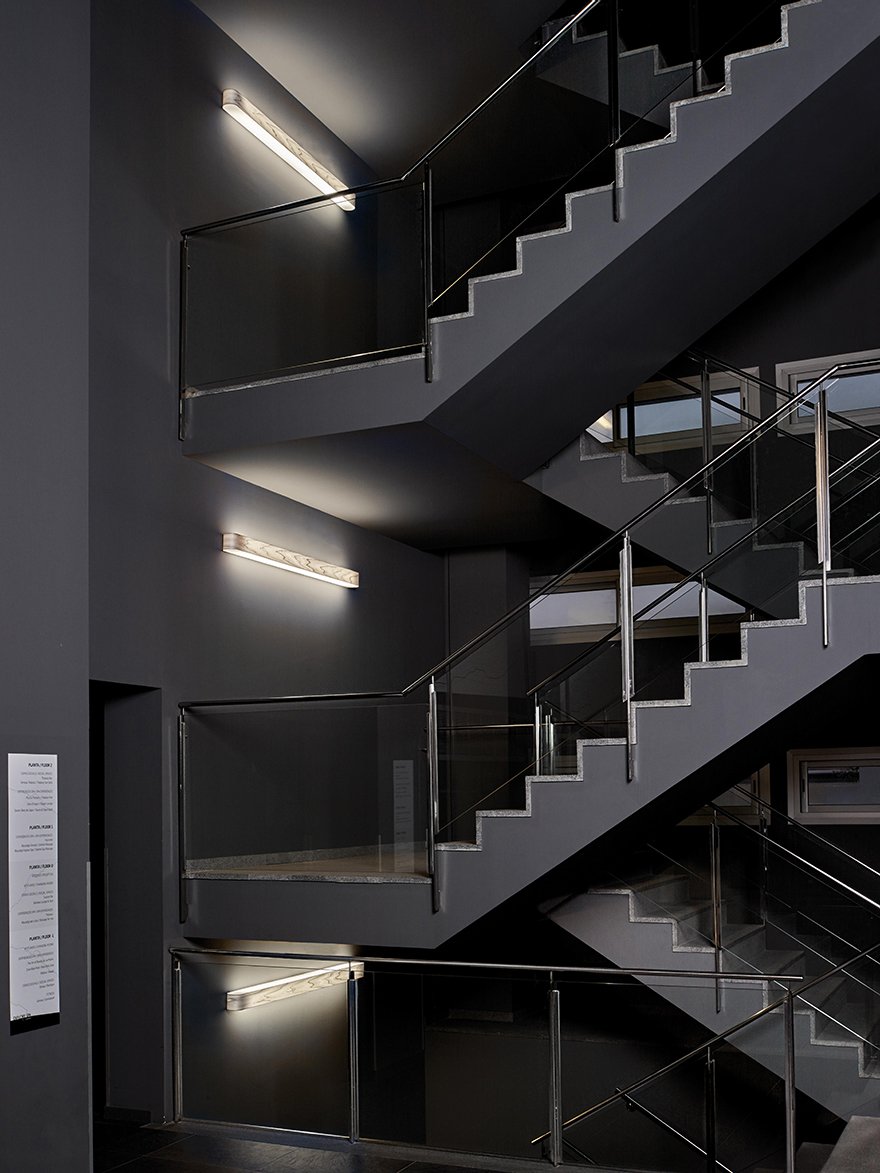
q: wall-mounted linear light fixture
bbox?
[222,533,359,589]
[221,89,355,211]
[226,962,364,1011]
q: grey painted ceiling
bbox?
[191,0,556,175]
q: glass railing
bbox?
[598,799,880,1115]
[171,947,804,1170]
[181,0,794,393]
[181,179,427,393]
[180,692,431,883]
[181,356,880,896]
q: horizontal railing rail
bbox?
[168,944,802,983]
[172,943,805,1170]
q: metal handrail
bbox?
[168,944,801,983]
[690,349,880,443]
[530,985,797,1144]
[181,1,600,238]
[618,1091,735,1173]
[729,783,880,892]
[711,803,880,918]
[179,358,874,711]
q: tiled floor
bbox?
[93,1121,523,1173]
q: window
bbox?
[586,370,757,452]
[776,349,880,431]
[787,748,880,823]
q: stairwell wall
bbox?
[89,0,446,1124]
[0,2,91,1169]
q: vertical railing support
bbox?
[178,237,189,441]
[177,712,188,925]
[815,381,831,647]
[689,0,702,97]
[548,981,563,1167]
[422,165,435,384]
[698,573,710,663]
[784,987,797,1173]
[710,812,723,1013]
[704,1046,717,1173]
[620,531,635,783]
[534,697,543,771]
[701,358,714,555]
[759,809,769,927]
[172,957,183,1122]
[607,0,621,221]
[427,677,441,913]
[348,966,361,1143]
[625,392,636,457]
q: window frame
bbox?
[787,747,880,824]
[775,348,880,433]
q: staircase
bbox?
[182,0,880,547]
[184,573,880,950]
[548,865,880,1120]
[537,18,695,132]
[528,429,804,617]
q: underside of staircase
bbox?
[182,0,880,548]
[184,574,880,953]
[547,869,880,1120]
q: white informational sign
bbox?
[392,759,415,866]
[8,754,59,1023]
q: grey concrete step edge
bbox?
[431,0,822,326]
[438,575,880,861]
[586,884,880,1080]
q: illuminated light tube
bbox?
[222,533,359,589]
[222,89,355,211]
[227,962,364,1011]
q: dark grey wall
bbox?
[0,2,91,1169]
[696,192,880,386]
[90,0,446,1123]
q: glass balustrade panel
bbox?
[183,695,430,880]
[183,181,425,392]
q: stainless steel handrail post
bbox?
[546,708,557,775]
[172,956,183,1122]
[759,809,769,927]
[784,986,796,1173]
[704,1046,717,1173]
[701,357,714,555]
[607,0,622,222]
[428,677,440,913]
[620,532,635,783]
[348,966,360,1143]
[422,164,434,383]
[548,981,563,1166]
[710,813,723,1013]
[625,392,636,457]
[177,713,188,924]
[815,381,831,647]
[689,0,702,97]
[699,573,710,663]
[178,238,189,441]
[534,697,543,771]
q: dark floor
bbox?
[93,1120,532,1173]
